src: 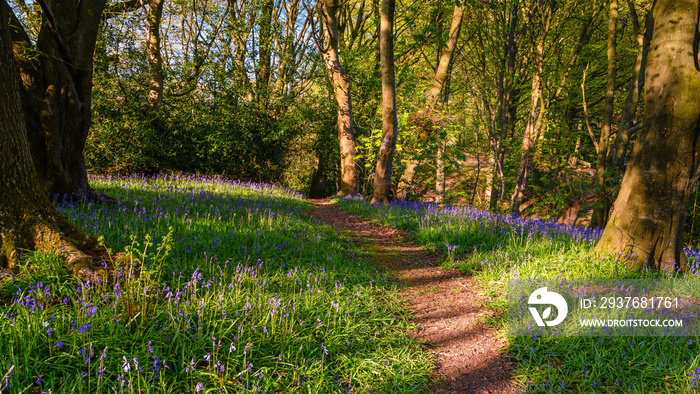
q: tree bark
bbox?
[596,0,700,273]
[144,0,165,109]
[591,0,618,229]
[7,0,106,198]
[396,4,464,200]
[371,0,398,204]
[0,3,101,276]
[316,0,359,195]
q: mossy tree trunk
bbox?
[5,0,105,199]
[0,4,100,275]
[596,0,700,273]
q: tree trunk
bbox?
[481,2,520,211]
[256,0,274,106]
[145,0,165,109]
[275,0,300,97]
[0,3,101,276]
[371,0,398,204]
[484,150,498,209]
[609,2,652,170]
[226,2,254,101]
[318,0,359,195]
[596,0,700,273]
[435,136,446,202]
[396,4,464,200]
[510,27,547,214]
[7,0,106,198]
[591,0,618,229]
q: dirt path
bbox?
[306,199,518,394]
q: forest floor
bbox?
[306,199,519,394]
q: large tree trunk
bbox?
[596,0,700,273]
[590,0,618,229]
[396,4,464,200]
[371,0,398,204]
[317,0,359,195]
[7,0,106,198]
[0,4,101,276]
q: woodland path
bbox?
[306,199,519,394]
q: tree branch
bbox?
[102,0,140,19]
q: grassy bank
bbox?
[0,175,432,393]
[336,196,700,393]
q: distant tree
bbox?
[596,0,700,272]
[371,0,397,204]
[509,0,556,215]
[5,0,106,198]
[0,4,101,274]
[396,3,465,201]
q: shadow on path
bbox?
[306,199,519,394]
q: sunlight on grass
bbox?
[0,175,432,393]
[336,195,700,393]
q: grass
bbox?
[0,175,433,393]
[335,195,700,393]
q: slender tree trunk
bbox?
[426,5,464,106]
[145,0,165,109]
[435,136,446,202]
[318,0,358,194]
[483,2,520,211]
[591,0,618,228]
[485,150,498,208]
[7,0,106,198]
[510,25,547,214]
[256,0,274,106]
[275,0,300,97]
[0,3,101,276]
[396,4,464,200]
[228,2,254,101]
[371,0,398,204]
[509,0,598,215]
[596,0,700,273]
[609,2,651,170]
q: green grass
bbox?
[335,196,700,393]
[0,175,433,393]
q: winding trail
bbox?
[306,199,518,394]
